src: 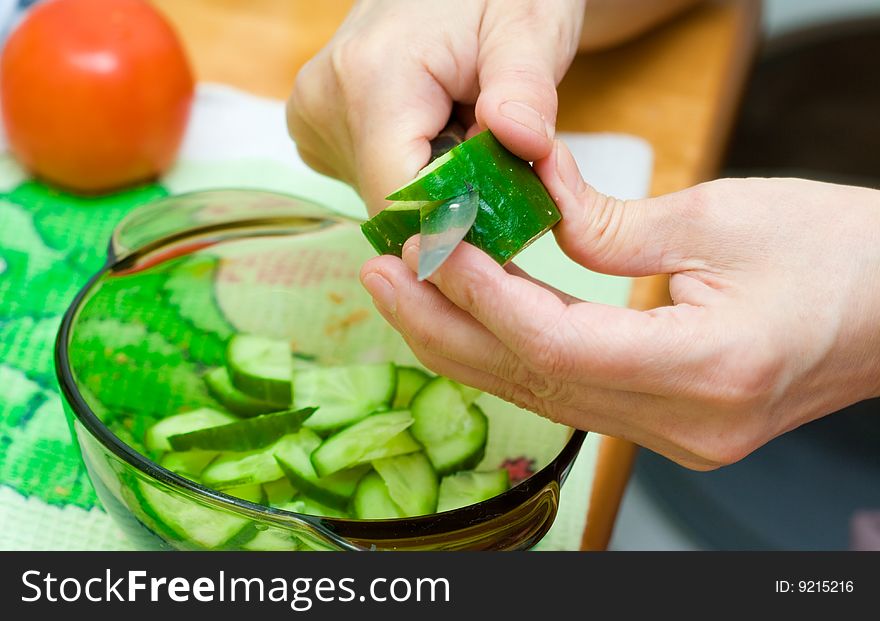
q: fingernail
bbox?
[554,140,585,195]
[402,239,419,269]
[499,100,552,139]
[362,273,396,314]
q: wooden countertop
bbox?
[150,0,762,550]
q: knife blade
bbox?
[417,183,479,281]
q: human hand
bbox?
[360,140,880,470]
[287,0,586,214]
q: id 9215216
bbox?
[775,580,855,594]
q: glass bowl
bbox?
[55,189,586,551]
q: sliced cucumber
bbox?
[353,471,406,520]
[372,452,438,517]
[204,367,286,417]
[242,527,302,551]
[136,481,262,549]
[159,451,218,479]
[144,408,235,453]
[411,377,488,474]
[277,498,350,519]
[310,410,414,477]
[392,366,432,409]
[294,362,396,432]
[263,477,298,506]
[275,445,369,511]
[359,430,422,462]
[167,407,316,452]
[227,334,293,404]
[200,431,311,489]
[457,383,482,405]
[437,469,510,512]
[365,130,561,265]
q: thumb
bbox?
[534,139,703,277]
[475,7,576,161]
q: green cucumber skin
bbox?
[204,367,285,417]
[381,130,561,264]
[167,407,316,452]
[275,456,367,511]
[360,205,420,257]
[144,408,236,454]
[226,336,293,405]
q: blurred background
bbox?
[611,0,880,551]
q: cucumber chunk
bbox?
[204,367,286,417]
[227,334,294,404]
[263,477,298,506]
[353,471,406,520]
[457,384,482,405]
[294,362,396,432]
[437,469,510,512]
[365,130,561,265]
[410,377,488,474]
[275,444,369,511]
[201,431,312,489]
[359,430,422,462]
[159,451,218,479]
[392,366,432,409]
[372,452,438,517]
[311,410,414,477]
[277,498,350,519]
[242,527,302,551]
[137,481,262,549]
[167,407,316,452]
[144,408,235,453]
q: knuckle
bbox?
[678,180,720,223]
[706,346,784,410]
[290,59,321,110]
[521,333,567,377]
[676,426,759,469]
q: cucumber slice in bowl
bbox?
[294,362,396,432]
[276,498,350,519]
[242,527,302,551]
[159,451,218,480]
[437,469,510,513]
[391,366,432,409]
[136,481,263,549]
[353,471,406,520]
[273,427,370,510]
[310,410,414,477]
[204,367,286,417]
[410,377,488,474]
[359,430,421,461]
[167,407,316,452]
[144,408,235,453]
[200,431,315,489]
[262,477,298,506]
[227,334,294,404]
[372,452,439,517]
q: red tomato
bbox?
[0,0,194,193]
